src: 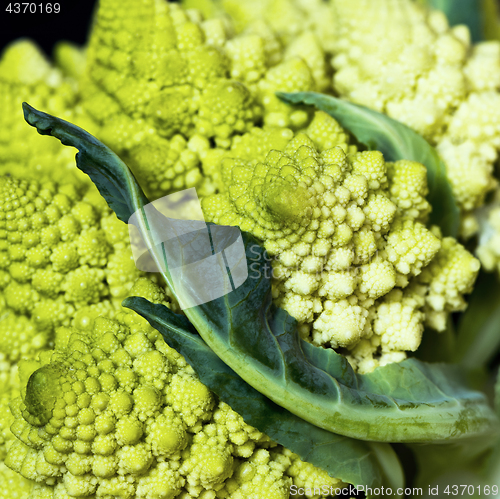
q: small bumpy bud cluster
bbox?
[4,278,345,498]
[202,111,479,372]
[81,0,330,200]
[6,312,205,497]
[0,176,143,341]
[331,0,500,217]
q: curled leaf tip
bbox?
[22,102,52,135]
[22,104,150,224]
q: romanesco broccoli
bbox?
[0,40,95,187]
[79,0,326,199]
[0,174,146,378]
[183,0,338,56]
[330,0,500,218]
[4,278,345,498]
[202,111,479,372]
[1,0,497,494]
[0,365,38,497]
[193,0,500,295]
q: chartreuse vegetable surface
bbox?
[23,102,499,446]
[7,277,369,497]
[276,92,460,237]
[0,39,93,187]
[200,105,475,373]
[123,296,403,489]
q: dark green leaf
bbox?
[22,102,149,223]
[276,92,460,238]
[24,105,499,445]
[485,374,500,491]
[23,102,177,293]
[179,230,498,443]
[124,296,404,490]
[496,369,500,418]
[486,444,500,493]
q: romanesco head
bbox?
[0,175,145,357]
[82,0,260,199]
[6,303,193,496]
[217,448,291,499]
[202,111,479,372]
[331,0,500,214]
[186,0,338,55]
[418,236,481,331]
[0,40,94,187]
[4,278,344,498]
[81,0,323,200]
[0,362,38,497]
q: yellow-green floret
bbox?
[4,278,346,498]
[0,175,145,368]
[0,40,94,187]
[81,0,325,199]
[183,0,338,57]
[197,0,500,278]
[0,368,37,498]
[202,111,479,372]
[330,0,500,216]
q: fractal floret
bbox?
[0,366,37,499]
[184,0,337,89]
[0,174,146,374]
[186,0,338,52]
[0,40,92,187]
[4,278,344,499]
[330,0,500,216]
[80,0,328,199]
[202,111,479,372]
[194,0,500,277]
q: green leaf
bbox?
[486,444,500,493]
[454,270,500,369]
[22,102,149,224]
[161,229,498,443]
[123,296,404,490]
[22,102,176,292]
[276,92,460,238]
[410,437,495,489]
[24,104,499,445]
[485,375,500,490]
